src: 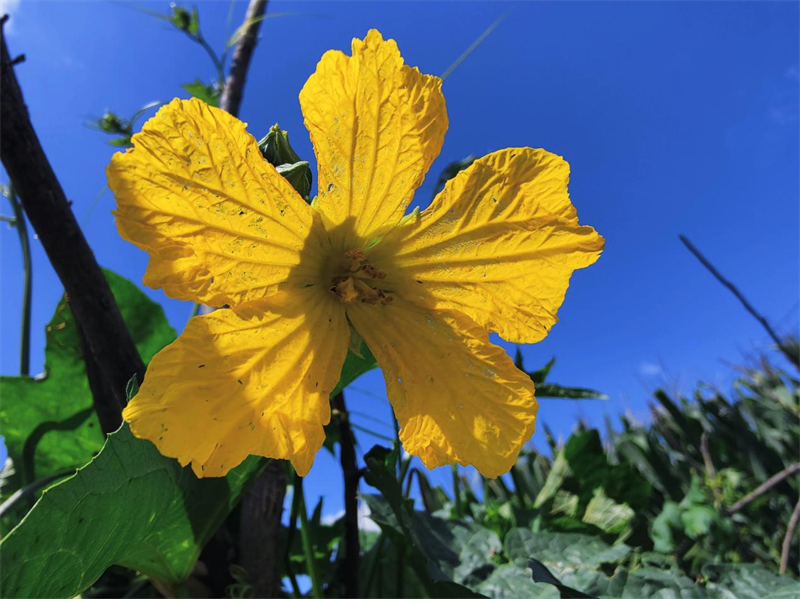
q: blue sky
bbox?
[1,1,798,510]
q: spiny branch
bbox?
[219,0,268,117]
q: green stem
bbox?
[7,181,32,376]
[296,475,323,598]
[452,464,463,518]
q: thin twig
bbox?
[1,17,144,432]
[6,181,32,376]
[219,0,268,117]
[726,462,800,514]
[441,10,508,82]
[332,392,360,598]
[781,496,800,575]
[679,235,799,369]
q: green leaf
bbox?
[475,564,560,599]
[362,446,487,598]
[651,502,681,553]
[0,425,265,598]
[332,339,377,397]
[181,79,220,107]
[536,383,609,400]
[169,4,197,34]
[516,354,607,399]
[533,430,651,517]
[607,567,705,598]
[0,269,175,488]
[581,488,635,535]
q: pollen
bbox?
[330,249,393,305]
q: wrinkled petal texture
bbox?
[122,288,349,477]
[374,148,605,343]
[347,298,537,478]
[300,29,447,250]
[108,98,329,307]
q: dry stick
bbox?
[726,462,800,514]
[332,392,361,598]
[780,496,800,575]
[1,16,144,433]
[214,2,289,597]
[679,235,799,369]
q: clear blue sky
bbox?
[2,1,798,512]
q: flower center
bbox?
[330,249,393,305]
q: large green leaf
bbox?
[703,564,800,599]
[0,425,265,598]
[504,529,630,573]
[475,564,559,599]
[0,269,175,486]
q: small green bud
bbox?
[258,125,313,201]
[258,124,303,166]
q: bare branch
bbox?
[726,462,800,514]
[219,0,268,117]
[1,18,144,432]
[781,496,800,575]
[679,235,799,369]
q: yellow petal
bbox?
[108,98,329,307]
[300,29,447,250]
[122,288,348,477]
[347,299,537,478]
[372,148,604,344]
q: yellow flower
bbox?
[107,30,604,479]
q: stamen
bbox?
[330,249,392,305]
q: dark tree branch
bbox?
[679,235,799,369]
[332,391,361,598]
[726,462,800,514]
[1,17,144,433]
[239,459,287,597]
[219,0,268,117]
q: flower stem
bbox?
[7,181,32,376]
[296,475,323,598]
